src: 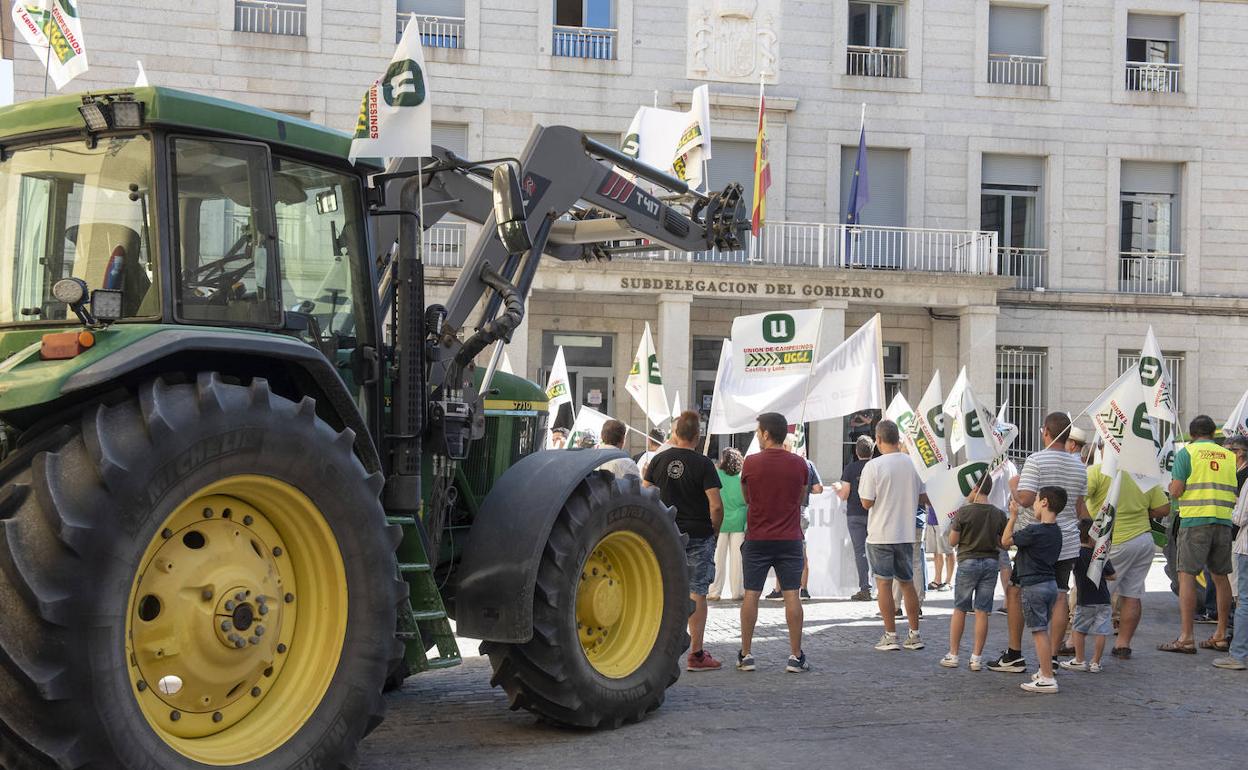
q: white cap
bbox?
[1068,426,1088,444]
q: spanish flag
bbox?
[751,79,771,237]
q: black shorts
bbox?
[1053,557,1077,592]
[742,539,805,593]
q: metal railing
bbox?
[1126,61,1182,93]
[234,0,307,36]
[552,25,617,60]
[987,53,1046,86]
[847,46,907,78]
[1118,352,1183,435]
[397,13,466,47]
[424,222,468,267]
[1119,251,1183,294]
[996,346,1048,463]
[996,246,1047,290]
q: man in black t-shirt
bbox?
[836,435,875,600]
[644,411,724,672]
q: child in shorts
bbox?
[941,474,1007,671]
[1061,518,1117,673]
[1003,485,1067,693]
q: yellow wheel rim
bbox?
[576,530,663,678]
[125,475,347,765]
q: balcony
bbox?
[1119,251,1183,294]
[1126,61,1181,93]
[996,247,1047,290]
[847,46,907,78]
[397,12,465,47]
[234,0,306,37]
[425,222,468,267]
[987,53,1046,87]
[552,26,617,60]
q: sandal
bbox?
[1157,640,1197,654]
[927,581,941,590]
[1111,647,1132,659]
[1200,638,1230,652]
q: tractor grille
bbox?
[462,416,499,496]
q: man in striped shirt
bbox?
[989,412,1089,673]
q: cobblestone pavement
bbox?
[361,559,1247,769]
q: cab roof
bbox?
[0,86,368,164]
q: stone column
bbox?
[958,305,1000,405]
[809,300,847,479]
[657,293,693,417]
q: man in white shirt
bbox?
[597,420,640,478]
[859,419,927,652]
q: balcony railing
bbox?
[997,246,1047,290]
[987,53,1046,87]
[847,46,907,78]
[552,25,617,60]
[397,12,465,47]
[1119,251,1183,294]
[234,0,306,36]
[1126,61,1182,93]
[425,222,468,267]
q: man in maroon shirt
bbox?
[737,412,812,673]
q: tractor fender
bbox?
[60,328,381,472]
[455,447,630,642]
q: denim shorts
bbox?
[1021,580,1058,630]
[741,539,805,593]
[1072,603,1113,636]
[867,542,914,582]
[954,557,999,613]
[685,535,717,596]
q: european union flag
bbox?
[847,124,869,224]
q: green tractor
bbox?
[0,88,747,768]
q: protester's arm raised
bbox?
[1001,501,1019,547]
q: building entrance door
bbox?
[569,366,615,419]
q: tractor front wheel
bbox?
[0,374,403,769]
[482,472,689,728]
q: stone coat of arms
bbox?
[688,0,780,84]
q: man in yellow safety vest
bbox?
[1160,415,1238,654]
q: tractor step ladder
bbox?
[388,515,462,673]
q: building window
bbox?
[996,346,1047,463]
[1119,161,1182,294]
[553,0,617,60]
[425,123,470,268]
[839,146,907,268]
[843,343,906,465]
[1117,350,1183,441]
[1126,13,1180,92]
[398,0,466,47]
[847,1,906,78]
[981,154,1044,289]
[987,4,1045,86]
[234,0,307,36]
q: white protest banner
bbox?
[1139,327,1178,425]
[11,0,89,90]
[927,460,992,534]
[620,84,712,188]
[957,385,1003,464]
[731,308,823,377]
[943,367,969,454]
[1224,389,1248,439]
[886,392,949,482]
[708,315,883,434]
[543,346,572,446]
[626,322,671,426]
[1086,471,1123,584]
[566,407,612,449]
[349,17,431,163]
[1085,365,1161,478]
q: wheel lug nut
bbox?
[136,680,147,692]
[255,625,265,636]
[212,712,223,723]
[284,593,294,603]
[249,636,259,645]
[225,600,236,611]
[221,621,233,632]
[235,638,246,649]
[235,592,246,602]
[170,710,181,721]
[277,643,287,654]
[251,686,262,697]
[272,547,283,557]
[243,515,254,526]
[161,528,173,539]
[202,588,214,601]
[202,507,213,518]
[258,605,269,616]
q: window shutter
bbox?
[706,139,759,210]
[982,154,1044,187]
[988,6,1044,57]
[1127,13,1178,41]
[1121,161,1181,194]
[840,146,907,227]
[399,0,464,16]
[432,122,469,157]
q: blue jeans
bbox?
[847,516,870,591]
[685,535,716,596]
[954,558,999,613]
[1232,554,1248,662]
[1021,580,1059,630]
[867,543,914,582]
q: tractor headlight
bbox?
[90,289,124,322]
[111,98,144,129]
[78,94,145,132]
[78,101,110,132]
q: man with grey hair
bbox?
[837,434,876,601]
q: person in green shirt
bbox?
[1086,462,1170,657]
[708,448,747,601]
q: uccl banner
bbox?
[349,17,432,162]
[620,84,712,188]
[885,389,948,482]
[11,1,89,90]
[731,308,823,377]
[1086,364,1162,478]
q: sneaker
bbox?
[1088,662,1103,673]
[800,588,812,600]
[786,652,811,673]
[686,650,723,672]
[995,606,1009,616]
[969,655,984,671]
[850,589,873,601]
[988,651,1027,673]
[1059,659,1089,672]
[1212,656,1248,670]
[1110,647,1132,660]
[894,609,903,617]
[1020,676,1058,693]
[903,631,925,650]
[736,650,756,672]
[765,589,783,600]
[1195,612,1218,625]
[939,653,959,668]
[874,632,900,651]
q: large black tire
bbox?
[481,472,689,728]
[0,374,404,769]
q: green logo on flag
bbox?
[1139,356,1162,387]
[762,313,796,344]
[956,462,990,497]
[382,59,426,107]
[647,354,663,386]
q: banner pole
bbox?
[795,307,826,443]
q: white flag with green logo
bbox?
[619,84,713,189]
[1224,389,1248,439]
[885,390,949,483]
[731,308,823,377]
[566,406,612,450]
[544,346,571,413]
[1085,365,1161,478]
[11,0,89,90]
[349,16,431,163]
[626,323,671,425]
[927,460,994,534]
[1086,470,1123,584]
[1139,326,1177,424]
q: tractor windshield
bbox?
[0,135,158,324]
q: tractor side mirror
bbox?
[492,165,532,255]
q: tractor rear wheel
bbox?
[0,374,403,769]
[481,472,688,728]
